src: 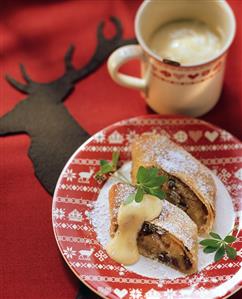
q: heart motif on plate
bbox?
[189,130,203,142]
[114,288,128,298]
[188,73,199,79]
[160,70,171,77]
[205,130,219,142]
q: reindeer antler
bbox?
[5,17,136,92]
[5,64,37,94]
[64,44,75,72]
[65,16,136,83]
[95,16,123,57]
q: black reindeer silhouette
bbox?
[0,17,136,194]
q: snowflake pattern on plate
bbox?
[53,208,65,220]
[63,169,76,182]
[126,130,139,143]
[52,115,242,299]
[63,247,76,259]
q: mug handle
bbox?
[107,45,148,91]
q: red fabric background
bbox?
[0,1,241,298]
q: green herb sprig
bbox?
[200,231,237,262]
[95,152,120,181]
[95,152,166,204]
[125,166,166,204]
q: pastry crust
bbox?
[109,183,198,274]
[131,133,216,234]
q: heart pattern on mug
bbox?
[150,54,225,85]
[205,130,219,142]
[188,73,199,79]
[160,70,171,77]
[114,288,128,298]
[188,130,203,142]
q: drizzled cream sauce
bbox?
[106,194,162,265]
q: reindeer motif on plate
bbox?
[78,167,95,184]
[0,17,136,194]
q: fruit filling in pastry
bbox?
[107,183,198,274]
[131,133,216,234]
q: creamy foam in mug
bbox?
[148,19,222,65]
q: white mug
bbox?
[107,0,236,117]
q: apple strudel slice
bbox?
[131,133,216,234]
[108,183,198,274]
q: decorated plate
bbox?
[52,115,242,299]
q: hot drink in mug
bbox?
[108,0,236,117]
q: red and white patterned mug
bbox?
[107,0,236,117]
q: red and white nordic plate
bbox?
[52,115,242,299]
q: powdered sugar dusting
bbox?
[90,162,234,280]
[112,184,135,218]
[133,134,216,210]
[156,149,198,175]
[152,200,197,250]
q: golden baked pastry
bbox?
[131,133,216,234]
[109,183,198,274]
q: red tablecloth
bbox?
[0,1,241,298]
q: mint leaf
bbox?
[100,164,113,174]
[203,246,217,253]
[124,194,135,205]
[224,235,236,243]
[209,232,222,240]
[95,152,121,181]
[137,166,147,183]
[135,187,145,202]
[147,167,159,178]
[225,246,237,259]
[145,176,166,187]
[100,160,109,166]
[135,166,166,202]
[214,245,225,262]
[199,239,221,247]
[138,167,159,184]
[200,230,238,262]
[149,188,166,199]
